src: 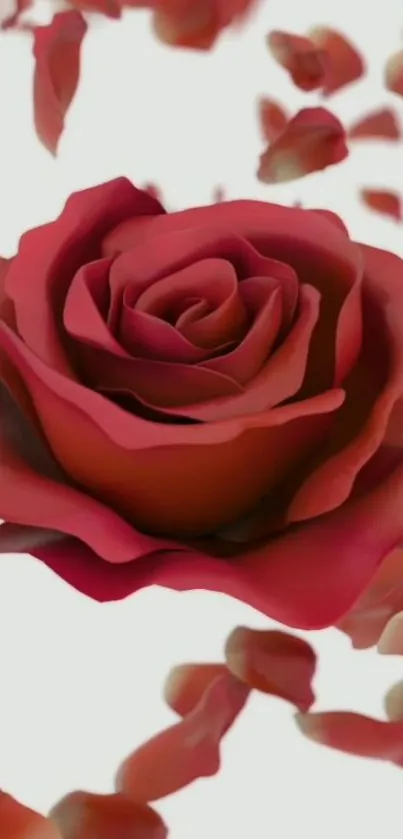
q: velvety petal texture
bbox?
[1,178,403,631]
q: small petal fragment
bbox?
[348,107,401,141]
[258,97,289,143]
[296,711,403,766]
[116,673,249,802]
[0,792,60,839]
[267,30,327,91]
[33,11,88,154]
[384,681,403,721]
[50,791,167,839]
[309,27,365,95]
[225,627,316,711]
[164,663,229,716]
[258,106,348,183]
[360,189,402,221]
[385,50,403,96]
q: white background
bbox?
[1,0,403,835]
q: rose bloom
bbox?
[0,178,403,629]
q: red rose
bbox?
[1,178,403,629]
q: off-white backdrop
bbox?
[0,0,403,836]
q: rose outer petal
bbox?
[32,453,403,630]
[33,11,88,155]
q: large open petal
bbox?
[33,11,88,155]
[4,178,165,373]
[267,30,327,91]
[32,452,403,629]
[288,245,403,521]
[50,792,167,839]
[258,107,348,184]
[115,673,249,802]
[0,317,344,536]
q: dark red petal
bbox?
[258,97,289,144]
[309,27,365,96]
[348,107,401,141]
[296,711,403,766]
[164,663,229,716]
[115,673,249,802]
[360,189,402,221]
[225,627,316,710]
[258,107,348,183]
[33,11,88,154]
[385,50,403,96]
[50,791,167,839]
[267,30,327,92]
[0,792,59,839]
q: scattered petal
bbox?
[225,627,316,711]
[33,11,88,154]
[258,106,348,183]
[151,0,257,51]
[348,107,401,141]
[258,96,289,143]
[360,189,402,221]
[378,611,403,654]
[1,0,31,29]
[385,50,403,97]
[164,663,229,716]
[116,673,249,802]
[267,30,327,91]
[309,27,365,96]
[384,681,403,721]
[0,792,59,839]
[50,791,167,839]
[296,711,403,766]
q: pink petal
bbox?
[115,673,249,802]
[33,11,88,154]
[296,711,403,766]
[0,792,60,839]
[360,189,402,221]
[50,791,167,839]
[348,107,401,141]
[258,97,289,143]
[309,27,365,96]
[164,663,229,716]
[225,627,316,710]
[267,30,327,92]
[258,107,348,183]
[1,0,31,29]
[385,50,403,97]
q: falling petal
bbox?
[309,27,365,96]
[33,11,88,154]
[385,50,403,96]
[360,189,402,221]
[384,681,403,721]
[258,97,289,143]
[1,0,31,29]
[378,611,403,654]
[115,673,249,802]
[258,106,348,183]
[348,107,401,141]
[0,792,60,839]
[151,0,257,51]
[164,663,229,716]
[267,30,327,91]
[225,627,316,711]
[50,791,167,839]
[296,711,403,766]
